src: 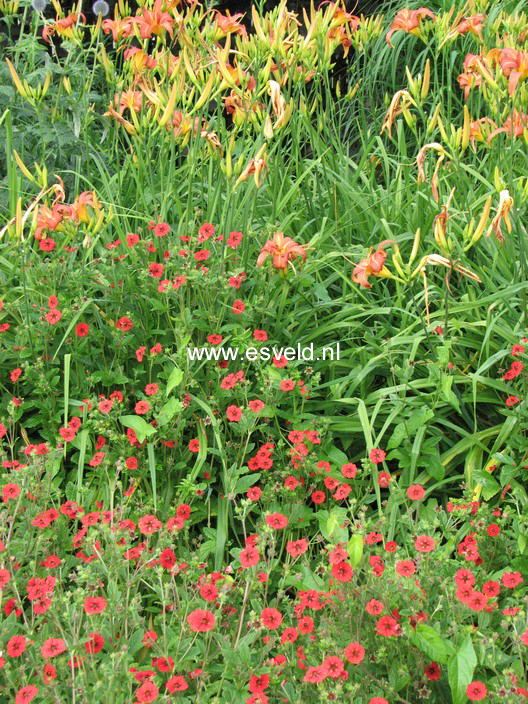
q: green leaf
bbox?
[441,375,461,413]
[448,636,477,704]
[409,624,449,665]
[234,473,261,496]
[157,398,183,426]
[347,534,363,567]
[119,415,157,444]
[166,366,184,396]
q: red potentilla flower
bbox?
[160,548,176,569]
[395,560,415,577]
[43,663,57,683]
[142,630,157,647]
[2,482,20,502]
[116,316,133,331]
[249,674,270,693]
[505,395,520,406]
[322,655,345,679]
[344,641,365,664]
[84,597,107,614]
[39,237,56,251]
[424,661,441,680]
[138,514,162,535]
[288,431,305,445]
[366,599,384,615]
[135,400,150,414]
[369,448,386,464]
[286,539,308,558]
[249,400,265,412]
[455,568,475,587]
[512,344,525,356]
[482,581,500,597]
[126,233,140,247]
[188,438,200,453]
[232,299,245,314]
[84,632,104,654]
[378,471,391,487]
[407,484,425,500]
[280,628,299,644]
[41,638,67,658]
[247,486,262,501]
[466,681,487,701]
[15,686,38,704]
[284,476,299,490]
[253,330,268,341]
[207,334,222,345]
[136,680,159,703]
[126,457,138,470]
[98,400,113,414]
[341,462,357,478]
[89,452,105,467]
[165,675,188,693]
[303,666,326,683]
[194,249,210,261]
[48,295,58,308]
[187,608,215,632]
[376,615,400,637]
[7,635,27,657]
[226,405,243,422]
[240,546,260,567]
[261,607,283,630]
[312,490,326,504]
[369,698,389,704]
[46,309,62,324]
[333,484,351,500]
[297,616,314,634]
[227,231,243,248]
[502,571,523,588]
[173,275,186,289]
[280,379,295,391]
[0,568,11,588]
[154,222,170,237]
[468,591,488,611]
[273,354,288,368]
[199,583,218,602]
[10,367,22,382]
[265,512,288,530]
[145,383,159,396]
[148,262,164,278]
[75,323,90,337]
[487,523,500,536]
[198,223,215,239]
[415,535,436,552]
[332,561,354,582]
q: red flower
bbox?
[247,486,262,501]
[116,316,133,331]
[187,608,215,632]
[207,334,222,345]
[166,675,188,692]
[415,535,436,552]
[240,546,260,567]
[407,484,425,500]
[261,607,283,629]
[254,330,268,341]
[232,300,245,314]
[280,379,295,391]
[312,490,326,504]
[467,681,487,701]
[344,641,365,664]
[249,674,270,693]
[136,680,159,702]
[286,539,308,557]
[332,561,353,582]
[265,512,288,530]
[16,686,38,704]
[249,400,264,412]
[502,571,523,588]
[46,309,62,324]
[369,447,386,464]
[84,597,106,614]
[7,635,27,657]
[226,405,243,422]
[395,560,415,577]
[135,400,151,414]
[84,633,104,654]
[154,222,170,237]
[341,462,357,478]
[138,514,162,535]
[376,615,400,637]
[424,662,441,680]
[75,323,90,337]
[188,438,200,452]
[41,638,67,658]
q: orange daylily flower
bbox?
[456,14,486,40]
[214,10,247,39]
[122,47,157,74]
[468,117,498,151]
[488,110,528,144]
[34,203,72,240]
[134,0,174,39]
[102,16,134,43]
[256,231,307,271]
[498,49,528,96]
[42,12,85,43]
[70,192,102,224]
[352,240,398,288]
[386,7,435,48]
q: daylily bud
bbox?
[461,105,470,151]
[421,59,430,101]
[426,103,442,135]
[469,195,492,246]
[63,76,72,94]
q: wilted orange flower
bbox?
[256,231,307,271]
[487,190,514,244]
[386,7,435,48]
[352,240,397,288]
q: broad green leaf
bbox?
[119,415,157,444]
[166,366,184,396]
[448,636,477,704]
[157,398,183,426]
[347,534,363,567]
[409,624,449,664]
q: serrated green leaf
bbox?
[448,636,477,704]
